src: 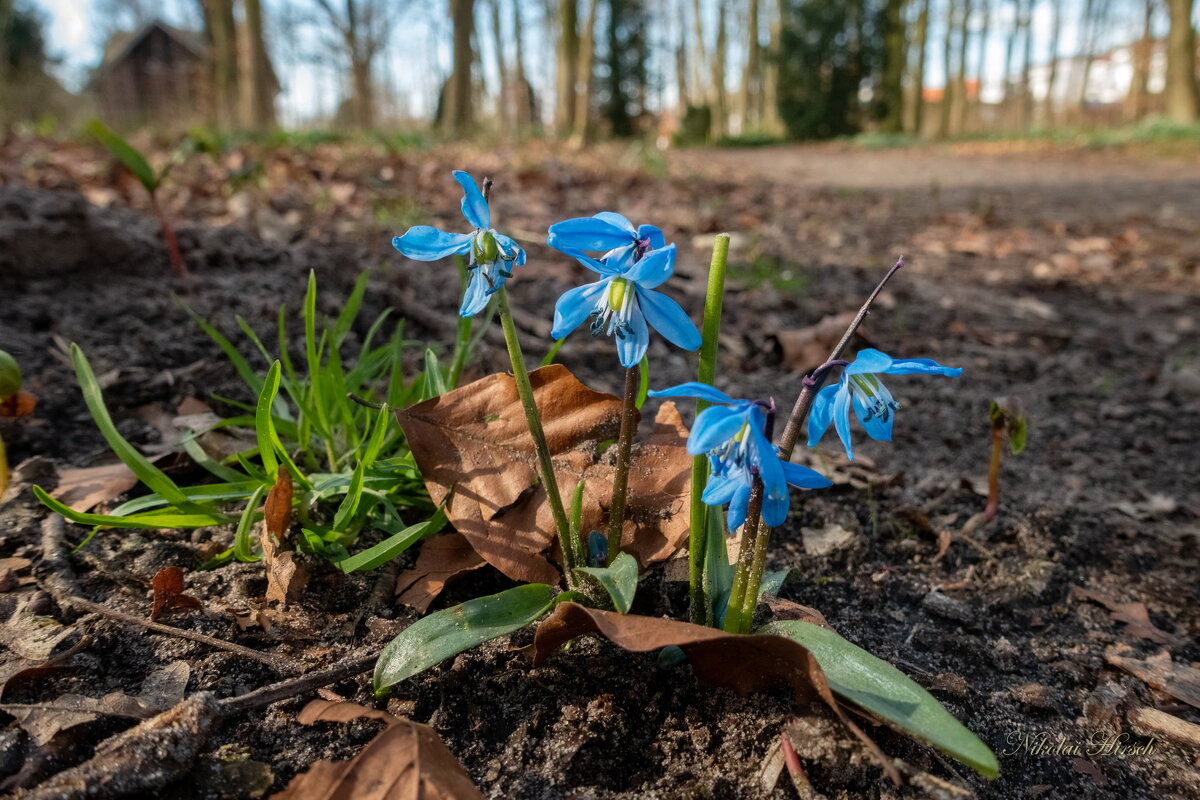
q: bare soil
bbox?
[1,138,1197,799]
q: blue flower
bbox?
[807,348,963,460]
[548,213,700,368]
[649,382,831,530]
[392,171,526,317]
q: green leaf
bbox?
[540,337,566,367]
[180,300,262,395]
[33,486,223,530]
[1009,416,1028,455]
[331,404,390,533]
[69,344,221,520]
[338,503,449,573]
[374,583,557,692]
[255,362,282,478]
[232,485,266,562]
[760,620,1000,779]
[636,354,650,409]
[420,348,447,400]
[574,551,639,614]
[704,509,734,626]
[86,119,158,192]
[332,270,370,349]
[759,568,792,599]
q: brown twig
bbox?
[39,516,304,674]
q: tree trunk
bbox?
[240,0,275,129]
[711,0,728,138]
[446,0,476,136]
[510,0,536,130]
[953,0,971,134]
[909,0,930,134]
[761,0,784,134]
[880,0,906,133]
[1165,0,1199,122]
[1042,0,1062,125]
[738,0,762,131]
[203,0,239,129]
[1075,0,1098,116]
[937,0,956,138]
[555,0,579,135]
[1001,0,1018,115]
[570,0,598,144]
[1018,0,1033,128]
[489,0,509,132]
[691,0,709,103]
[972,0,990,129]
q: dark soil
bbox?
[1,139,1198,800]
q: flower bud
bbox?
[0,350,21,398]
[474,231,500,264]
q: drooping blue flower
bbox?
[392,171,526,317]
[548,213,700,368]
[649,382,832,531]
[807,348,963,460]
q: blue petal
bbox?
[689,406,749,454]
[460,271,491,317]
[702,471,742,505]
[648,382,738,405]
[781,461,832,490]
[616,303,649,368]
[748,421,788,517]
[600,244,638,273]
[882,358,962,377]
[562,250,629,276]
[761,490,791,528]
[594,211,637,234]
[844,348,895,375]
[806,383,841,447]
[494,233,527,266]
[637,224,665,250]
[453,171,490,230]
[727,484,752,531]
[392,227,473,261]
[626,245,676,288]
[551,280,608,339]
[636,288,701,351]
[547,215,636,252]
[851,384,895,442]
[832,383,855,460]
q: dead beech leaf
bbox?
[50,462,141,513]
[1074,587,1178,646]
[262,531,308,605]
[773,312,861,372]
[395,365,691,584]
[272,699,485,800]
[150,567,202,621]
[0,389,36,417]
[394,532,486,613]
[533,602,898,784]
[1104,644,1200,710]
[264,469,293,538]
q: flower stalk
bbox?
[725,257,908,633]
[606,365,641,565]
[690,233,730,624]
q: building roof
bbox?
[92,20,206,83]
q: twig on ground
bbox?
[39,516,305,674]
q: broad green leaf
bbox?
[86,119,158,192]
[337,503,449,573]
[574,551,639,614]
[760,620,1000,779]
[420,349,447,400]
[1009,416,1028,455]
[374,583,556,692]
[705,509,734,626]
[760,568,792,599]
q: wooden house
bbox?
[90,21,209,129]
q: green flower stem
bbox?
[447,257,474,389]
[606,366,640,565]
[497,288,579,576]
[722,478,765,633]
[690,233,730,624]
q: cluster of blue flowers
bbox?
[393,171,961,533]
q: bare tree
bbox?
[201,0,239,129]
[711,0,728,138]
[908,0,931,133]
[1125,0,1154,121]
[570,0,599,143]
[1017,0,1032,127]
[444,0,475,135]
[306,0,401,129]
[937,0,957,138]
[555,0,579,134]
[240,0,275,128]
[738,0,763,130]
[1042,0,1063,125]
[880,0,907,133]
[952,0,971,134]
[973,0,990,127]
[1165,0,1199,121]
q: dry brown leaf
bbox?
[1074,587,1178,646]
[1104,644,1200,710]
[394,532,487,613]
[50,462,140,513]
[264,469,293,538]
[532,602,898,784]
[772,312,861,372]
[0,389,36,417]
[150,567,202,621]
[262,532,308,605]
[395,365,691,584]
[272,699,485,800]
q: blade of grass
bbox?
[232,484,266,562]
[33,486,224,529]
[179,301,262,394]
[420,348,447,400]
[255,362,282,478]
[337,503,449,573]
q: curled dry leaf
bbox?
[394,532,486,613]
[150,567,202,621]
[263,469,306,604]
[264,469,293,538]
[532,602,898,784]
[50,462,141,513]
[395,365,691,586]
[1074,587,1178,646]
[271,699,485,800]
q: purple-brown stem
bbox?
[150,193,189,281]
[985,423,1003,520]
